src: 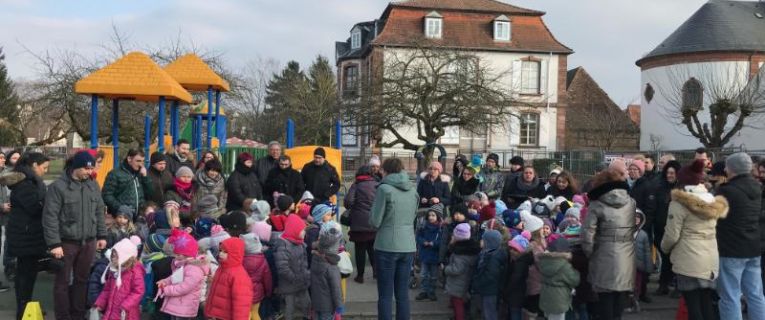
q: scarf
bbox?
[173,178,193,201]
[515,175,541,193]
[175,151,188,163]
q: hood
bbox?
[381,172,413,191]
[671,189,729,220]
[234,158,253,175]
[538,252,572,276]
[219,237,245,268]
[418,171,452,184]
[281,214,306,245]
[1,169,29,187]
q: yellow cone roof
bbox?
[190,101,226,116]
[75,52,193,103]
[164,54,231,92]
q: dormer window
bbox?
[351,28,361,49]
[494,15,511,41]
[425,11,442,39]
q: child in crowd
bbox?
[139,234,169,316]
[538,237,580,320]
[270,195,294,232]
[295,191,314,220]
[440,204,478,264]
[198,225,231,260]
[520,210,546,317]
[505,232,533,320]
[167,166,195,224]
[220,210,249,238]
[634,210,653,307]
[136,201,157,241]
[205,237,253,320]
[249,207,279,320]
[157,229,209,319]
[416,204,443,302]
[306,204,334,267]
[106,205,137,248]
[565,218,595,320]
[87,249,111,308]
[444,223,480,320]
[310,222,344,320]
[503,209,524,238]
[93,236,145,320]
[275,214,312,320]
[241,233,273,320]
[471,230,507,320]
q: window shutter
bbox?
[539,59,548,95]
[512,60,522,97]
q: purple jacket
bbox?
[94,263,146,320]
[157,258,210,318]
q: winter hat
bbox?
[710,161,727,177]
[428,203,445,217]
[175,166,193,178]
[678,159,706,187]
[240,233,263,255]
[629,160,646,175]
[509,156,524,167]
[311,204,333,224]
[146,233,167,254]
[471,154,483,168]
[474,192,489,204]
[104,236,141,287]
[726,152,753,176]
[494,200,508,217]
[572,194,586,207]
[542,218,554,231]
[503,209,522,228]
[164,200,180,212]
[479,202,496,223]
[508,231,531,252]
[150,152,166,165]
[549,167,563,176]
[517,200,533,213]
[276,195,295,212]
[482,229,502,251]
[282,214,306,245]
[209,225,231,249]
[237,152,253,162]
[369,155,381,166]
[548,236,571,253]
[194,216,215,238]
[153,208,170,230]
[220,211,249,235]
[296,203,311,220]
[71,151,96,170]
[115,205,135,220]
[453,223,472,241]
[169,228,198,258]
[250,200,271,222]
[314,147,326,158]
[565,206,582,221]
[521,210,544,233]
[486,153,500,164]
[197,195,219,216]
[318,221,343,253]
[250,221,272,243]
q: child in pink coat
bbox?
[93,236,146,320]
[156,229,210,319]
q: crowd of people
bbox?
[0,142,764,320]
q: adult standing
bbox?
[661,159,728,320]
[642,154,658,181]
[43,151,107,320]
[0,152,11,291]
[5,149,21,170]
[344,165,378,283]
[264,155,304,206]
[2,149,21,281]
[147,152,173,206]
[193,158,226,211]
[582,168,636,320]
[452,154,468,180]
[301,147,340,204]
[507,156,525,181]
[166,139,194,176]
[715,152,765,320]
[582,162,608,194]
[256,141,282,188]
[758,159,765,295]
[369,155,383,181]
[226,152,262,212]
[196,150,217,171]
[652,160,682,295]
[369,158,418,320]
[478,153,505,200]
[629,160,655,235]
[450,166,479,206]
[4,153,49,319]
[501,166,546,210]
[416,161,451,209]
[101,149,151,217]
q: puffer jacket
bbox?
[148,167,174,206]
[471,245,507,296]
[243,253,273,304]
[193,169,226,211]
[582,180,636,292]
[416,173,451,208]
[444,241,480,298]
[225,159,262,212]
[157,258,210,318]
[205,238,253,320]
[310,251,342,313]
[526,241,546,296]
[93,263,146,320]
[661,189,728,281]
[102,161,152,215]
[344,175,378,233]
[87,256,110,306]
[538,251,580,315]
[43,173,107,248]
[273,237,311,294]
[416,222,442,264]
[301,161,341,203]
[264,165,305,205]
[716,174,762,258]
[635,229,653,273]
[5,166,47,257]
[504,250,533,308]
[478,166,506,200]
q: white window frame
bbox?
[521,60,541,94]
[425,17,442,39]
[519,113,540,146]
[351,30,361,49]
[494,21,510,41]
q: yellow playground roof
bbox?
[190,101,226,116]
[74,52,193,103]
[164,54,231,92]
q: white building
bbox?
[636,0,765,150]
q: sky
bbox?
[0,0,710,107]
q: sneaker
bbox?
[428,293,437,301]
[639,295,653,303]
[415,292,429,301]
[0,282,9,293]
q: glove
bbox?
[335,306,345,315]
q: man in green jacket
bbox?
[101,149,152,217]
[369,158,418,320]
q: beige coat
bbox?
[661,189,729,281]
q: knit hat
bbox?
[300,191,315,203]
[565,206,582,221]
[175,166,193,178]
[282,214,306,245]
[494,200,508,217]
[197,195,219,216]
[250,200,271,222]
[503,209,522,228]
[250,221,272,243]
[678,159,706,187]
[508,231,531,252]
[115,205,135,220]
[428,203,445,217]
[548,236,571,253]
[318,221,343,253]
[482,229,502,251]
[509,156,524,167]
[710,161,727,177]
[150,152,166,165]
[168,229,198,258]
[521,210,544,233]
[220,211,249,235]
[310,204,332,224]
[314,147,326,158]
[369,155,381,166]
[238,152,253,162]
[240,233,263,255]
[517,200,533,213]
[453,223,471,241]
[276,195,294,212]
[572,194,586,207]
[630,159,646,175]
[726,152,753,176]
[104,236,141,287]
[486,153,500,164]
[146,233,167,254]
[479,202,496,223]
[194,217,215,238]
[209,225,231,249]
[471,154,483,168]
[71,151,96,170]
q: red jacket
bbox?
[205,238,253,320]
[94,263,146,320]
[243,254,273,304]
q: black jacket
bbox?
[716,174,762,258]
[255,156,278,188]
[343,176,378,233]
[416,175,451,208]
[226,160,262,211]
[760,181,765,252]
[451,177,479,205]
[504,251,533,308]
[630,176,656,233]
[265,166,305,205]
[148,167,174,206]
[165,152,194,177]
[301,161,340,203]
[6,166,48,257]
[651,179,676,246]
[501,175,546,209]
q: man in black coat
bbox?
[265,155,305,206]
[301,147,340,204]
[165,139,194,176]
[256,141,282,188]
[226,152,262,211]
[715,152,765,319]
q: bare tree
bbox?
[655,63,765,148]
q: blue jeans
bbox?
[376,250,413,320]
[420,262,438,295]
[718,256,765,320]
[481,295,497,320]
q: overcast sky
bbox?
[0,0,710,107]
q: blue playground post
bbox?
[158,96,166,154]
[196,114,203,161]
[335,119,342,149]
[214,89,221,150]
[221,116,227,149]
[90,95,98,149]
[112,99,120,168]
[286,118,295,148]
[206,86,213,149]
[171,100,179,148]
[144,114,151,168]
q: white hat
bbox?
[521,210,544,233]
[517,200,533,213]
